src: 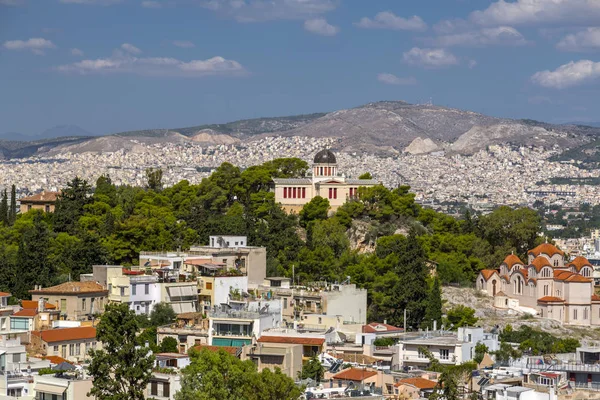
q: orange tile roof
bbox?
[31,327,96,343]
[0,292,11,297]
[566,274,592,283]
[538,296,565,303]
[592,295,600,302]
[553,270,573,281]
[30,281,107,295]
[502,254,524,268]
[501,274,510,282]
[193,345,239,356]
[19,191,60,203]
[567,256,592,272]
[257,336,325,346]
[531,256,552,272]
[395,377,438,390]
[21,300,57,310]
[333,368,378,382]
[12,309,37,317]
[362,322,403,333]
[479,269,498,281]
[42,355,72,365]
[528,243,564,257]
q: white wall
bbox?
[214,276,248,306]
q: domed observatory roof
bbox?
[314,149,337,164]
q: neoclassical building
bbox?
[272,149,379,213]
[476,243,600,326]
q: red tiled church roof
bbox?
[567,256,592,272]
[502,254,524,268]
[528,243,564,257]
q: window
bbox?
[584,308,589,320]
[543,285,549,296]
[283,187,287,198]
[75,344,80,355]
[222,259,227,264]
[163,382,170,397]
[108,284,112,294]
[54,345,59,353]
[235,242,239,246]
[27,204,32,211]
[283,298,288,309]
[60,299,67,313]
[120,287,125,296]
[333,188,337,199]
[132,285,136,295]
[418,348,427,359]
[150,381,158,396]
[440,349,450,360]
[574,309,578,320]
[206,282,213,290]
[145,284,149,295]
[82,299,86,311]
[45,205,50,213]
[69,343,75,356]
[302,187,306,198]
[293,187,297,198]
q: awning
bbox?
[180,286,196,297]
[179,302,195,313]
[35,384,67,395]
[171,303,183,314]
[167,286,182,298]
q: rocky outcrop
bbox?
[404,137,441,155]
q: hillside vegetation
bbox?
[0,158,543,327]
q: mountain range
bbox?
[1,101,599,159]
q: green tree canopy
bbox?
[150,302,177,327]
[88,303,155,400]
[445,305,478,329]
[299,196,330,228]
[175,348,302,400]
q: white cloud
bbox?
[304,18,339,36]
[468,60,478,69]
[55,46,246,77]
[59,0,122,4]
[201,0,338,22]
[377,73,417,85]
[121,43,142,54]
[141,0,162,7]
[557,28,600,52]
[427,26,529,47]
[531,60,600,89]
[403,47,458,68]
[172,40,195,48]
[3,38,56,55]
[470,0,600,27]
[71,48,84,56]
[355,11,427,32]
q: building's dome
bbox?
[314,149,337,164]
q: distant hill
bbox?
[2,102,600,159]
[0,125,93,142]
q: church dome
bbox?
[314,149,337,164]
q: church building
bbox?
[476,243,600,326]
[272,149,379,213]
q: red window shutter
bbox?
[334,188,337,199]
[328,188,332,199]
[283,187,287,199]
[302,187,306,198]
[293,187,297,198]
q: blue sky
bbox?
[1,0,600,136]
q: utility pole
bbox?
[404,309,407,333]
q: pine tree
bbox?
[88,303,155,400]
[423,277,442,330]
[8,185,16,225]
[0,189,8,225]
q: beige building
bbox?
[30,326,99,363]
[241,342,303,379]
[30,282,107,321]
[272,149,379,213]
[477,243,599,326]
[33,373,95,400]
[19,190,60,214]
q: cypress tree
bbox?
[423,277,443,330]
[0,189,8,225]
[8,185,16,225]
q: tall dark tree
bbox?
[423,277,442,330]
[53,177,92,233]
[149,302,176,327]
[14,212,53,299]
[8,185,16,225]
[145,168,163,192]
[389,229,430,328]
[0,189,8,225]
[88,303,155,400]
[299,196,330,228]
